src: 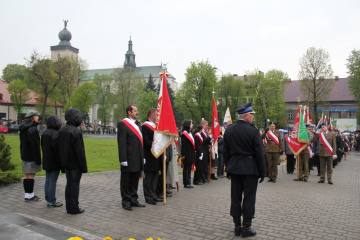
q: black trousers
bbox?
[120,171,140,207]
[156,161,169,196]
[286,154,295,173]
[143,171,158,202]
[193,159,203,184]
[230,174,258,218]
[65,168,82,213]
[183,163,192,186]
[201,153,209,181]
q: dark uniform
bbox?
[200,130,212,182]
[117,118,145,210]
[224,103,265,238]
[261,129,283,182]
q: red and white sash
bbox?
[195,132,203,146]
[122,118,143,147]
[319,132,333,155]
[142,121,155,131]
[264,138,268,145]
[182,131,195,150]
[267,131,279,145]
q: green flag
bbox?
[298,106,310,144]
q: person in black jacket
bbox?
[59,108,87,214]
[181,120,195,188]
[193,125,204,185]
[217,133,225,177]
[200,120,213,182]
[223,103,265,238]
[142,108,161,205]
[42,115,63,207]
[117,104,145,211]
[20,110,42,202]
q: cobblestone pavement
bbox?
[1,151,360,240]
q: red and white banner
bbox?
[122,118,143,147]
[151,72,178,158]
[267,131,279,145]
[319,132,333,155]
[211,98,220,141]
[286,105,309,156]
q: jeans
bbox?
[65,168,82,213]
[217,153,224,176]
[44,170,60,205]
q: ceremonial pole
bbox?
[163,153,166,204]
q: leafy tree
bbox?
[137,89,158,122]
[66,81,96,119]
[175,60,217,124]
[27,52,62,125]
[298,47,334,123]
[217,74,246,123]
[7,79,30,124]
[246,69,288,128]
[146,73,156,92]
[112,68,144,121]
[346,49,360,125]
[0,134,20,186]
[1,64,28,84]
[93,73,113,127]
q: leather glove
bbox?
[265,128,269,133]
[227,173,231,180]
[259,176,264,183]
[121,161,128,167]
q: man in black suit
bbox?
[200,120,213,182]
[224,103,265,238]
[117,104,145,211]
[142,108,162,205]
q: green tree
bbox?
[27,52,62,125]
[146,73,156,92]
[0,134,20,186]
[112,68,144,122]
[93,73,113,127]
[137,89,158,122]
[346,49,360,125]
[217,74,246,123]
[66,81,96,119]
[1,64,28,84]
[246,69,288,128]
[7,79,30,124]
[298,47,334,123]
[175,60,217,124]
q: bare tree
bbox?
[298,47,334,123]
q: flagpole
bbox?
[209,89,215,183]
[163,153,166,204]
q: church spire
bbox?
[124,36,136,68]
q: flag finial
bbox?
[212,88,215,99]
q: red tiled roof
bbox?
[283,78,355,102]
[0,80,63,106]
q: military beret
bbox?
[235,103,256,114]
[269,121,277,125]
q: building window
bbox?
[349,112,355,118]
[0,94,3,100]
[288,110,293,120]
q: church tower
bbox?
[50,20,79,61]
[124,36,136,68]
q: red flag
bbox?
[151,73,178,158]
[211,98,220,141]
[285,105,309,156]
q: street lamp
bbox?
[214,67,223,124]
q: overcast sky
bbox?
[1,0,360,85]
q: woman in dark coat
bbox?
[59,108,87,214]
[42,115,63,207]
[20,110,41,201]
[193,125,204,185]
[181,120,195,188]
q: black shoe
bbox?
[184,185,192,188]
[318,180,325,183]
[25,195,42,202]
[131,202,145,207]
[242,219,256,238]
[194,182,204,185]
[47,202,63,207]
[272,180,276,183]
[304,179,308,182]
[166,193,172,197]
[328,181,333,185]
[123,205,133,211]
[202,179,208,183]
[267,179,272,182]
[68,208,85,214]
[166,189,172,194]
[154,198,163,202]
[317,174,320,176]
[211,174,218,180]
[294,179,303,181]
[146,200,157,205]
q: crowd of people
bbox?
[18,103,359,238]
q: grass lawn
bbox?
[3,134,120,177]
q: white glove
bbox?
[332,155,337,159]
[315,129,320,134]
[199,153,203,160]
[143,159,146,164]
[310,153,314,158]
[121,161,128,167]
